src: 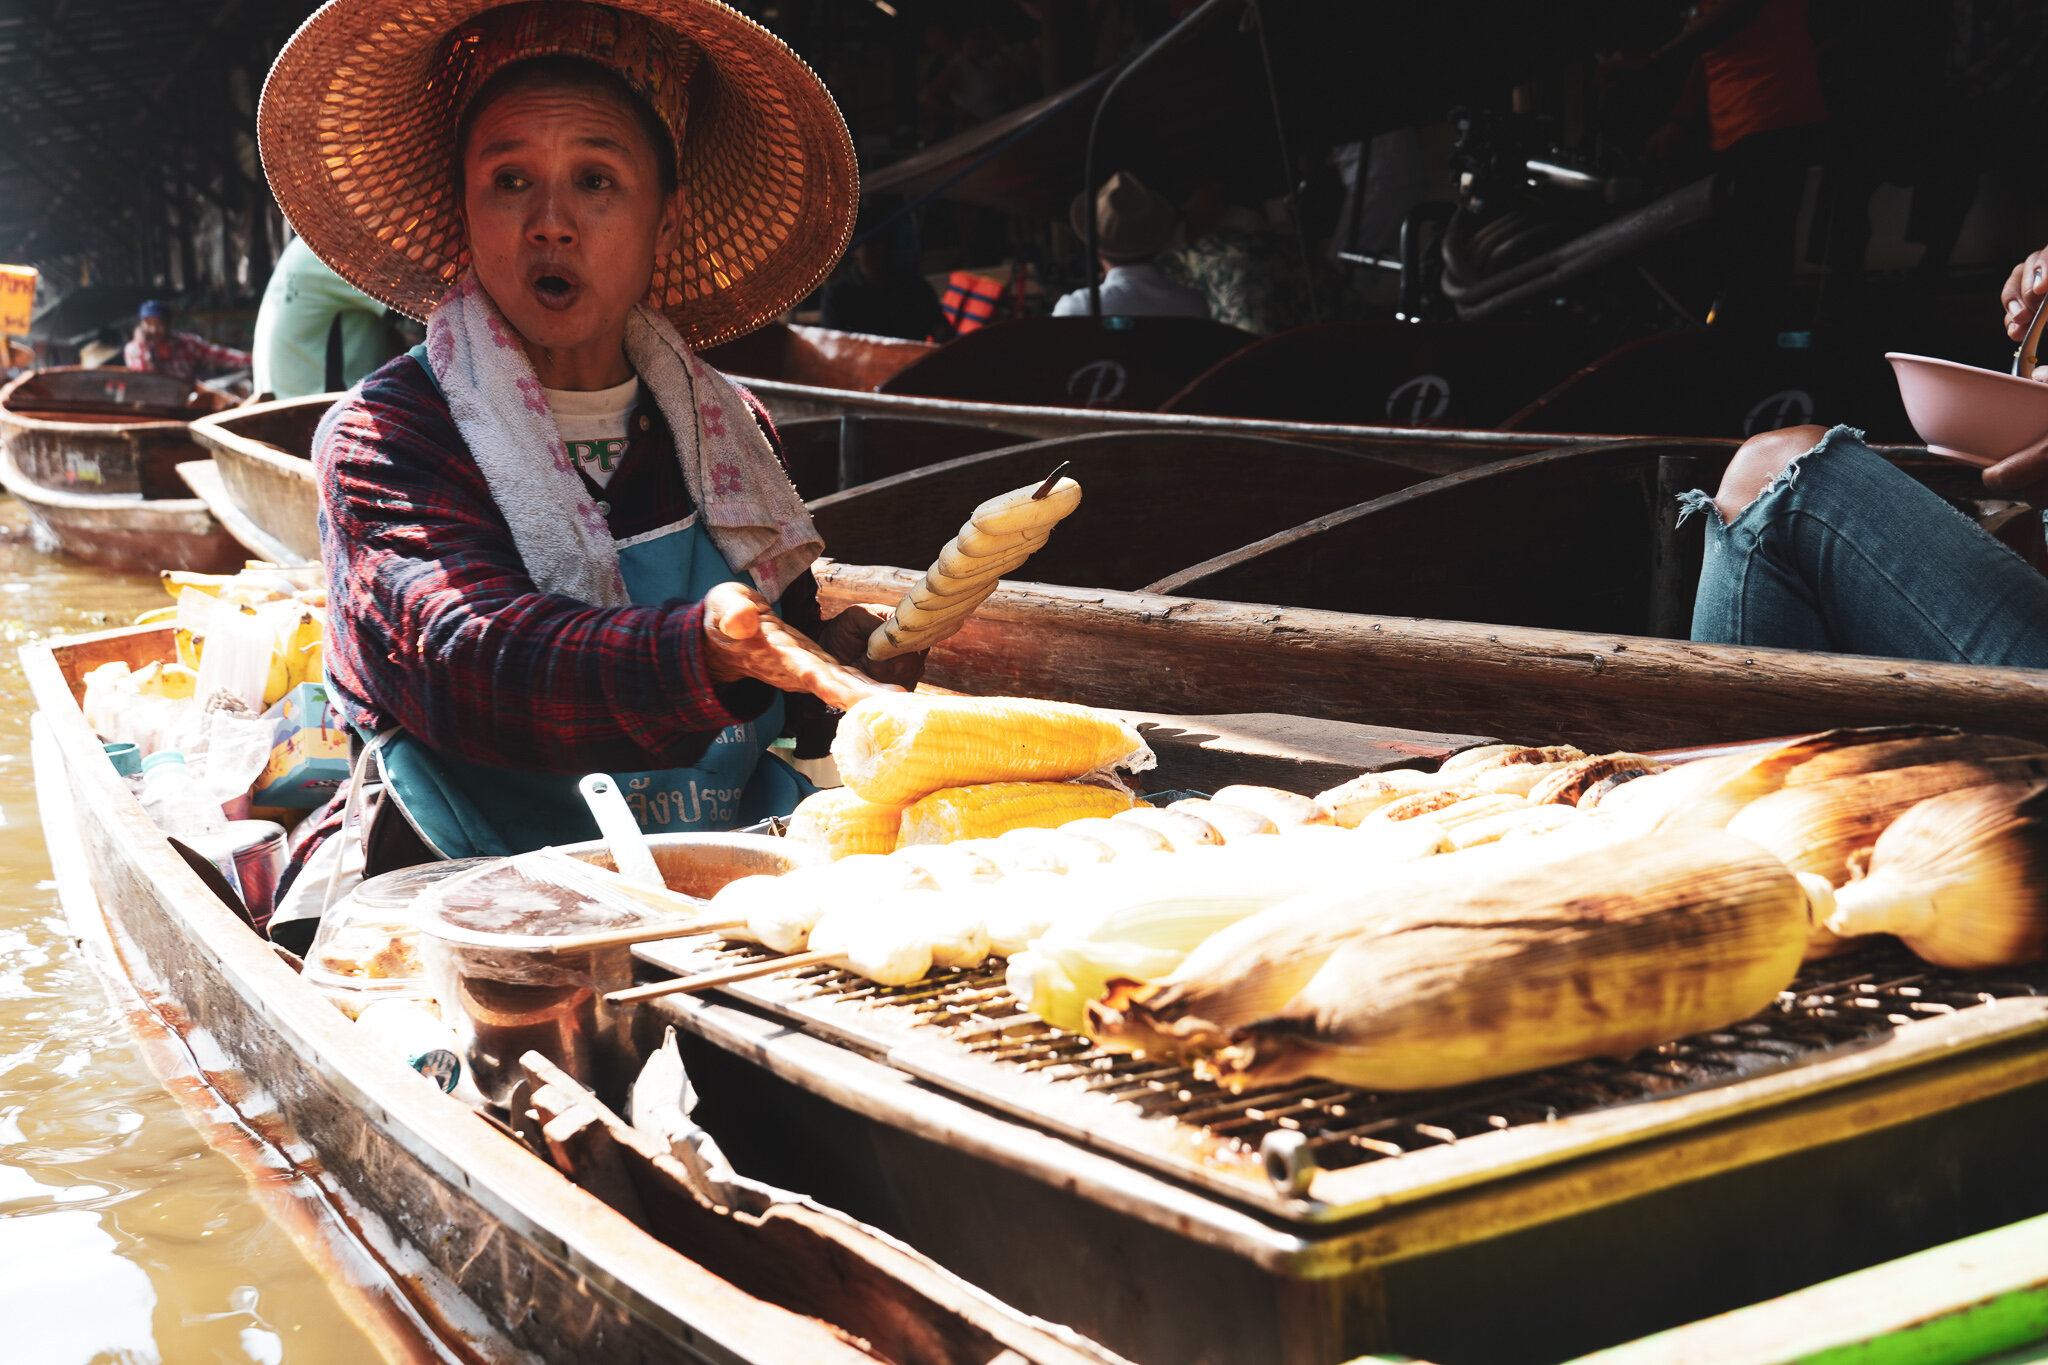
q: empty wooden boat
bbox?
[25,622,1129,1365]
[807,429,1425,593]
[0,368,242,573]
[186,393,337,565]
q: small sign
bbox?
[0,266,35,336]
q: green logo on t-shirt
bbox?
[567,438,627,475]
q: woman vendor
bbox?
[259,0,913,922]
[1685,253,2048,665]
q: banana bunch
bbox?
[142,568,327,707]
[867,473,1082,660]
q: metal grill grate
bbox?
[707,940,2048,1178]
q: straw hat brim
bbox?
[258,0,857,347]
[1068,187,1177,263]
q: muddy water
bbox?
[0,500,396,1365]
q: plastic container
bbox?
[103,741,145,797]
[302,857,495,1020]
[138,750,226,839]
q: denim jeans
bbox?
[1685,425,2048,667]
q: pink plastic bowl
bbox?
[1887,352,2048,468]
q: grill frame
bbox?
[635,935,2048,1231]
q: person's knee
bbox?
[1714,424,1829,523]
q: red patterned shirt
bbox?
[123,330,251,380]
[316,352,822,774]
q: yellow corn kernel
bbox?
[787,787,905,859]
[896,781,1136,848]
[834,694,1152,805]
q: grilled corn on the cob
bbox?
[786,786,905,859]
[1826,780,2048,968]
[834,693,1152,805]
[896,780,1136,846]
[1212,828,1811,1091]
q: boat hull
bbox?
[188,396,333,564]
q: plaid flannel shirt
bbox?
[317,352,822,775]
[123,330,251,380]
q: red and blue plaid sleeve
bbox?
[316,354,764,774]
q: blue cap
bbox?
[138,300,172,320]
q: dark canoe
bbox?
[24,623,1127,1365]
[185,394,337,565]
[813,558,2048,752]
[775,414,1032,501]
[1158,320,1615,429]
[807,430,1424,594]
[710,323,1587,473]
[1500,327,1926,441]
[1151,440,2040,639]
[0,368,243,574]
[876,316,1258,413]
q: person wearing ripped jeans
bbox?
[1687,248,2048,667]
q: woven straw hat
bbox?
[1069,172,1179,263]
[259,0,856,347]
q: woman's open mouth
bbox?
[530,270,582,311]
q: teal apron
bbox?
[367,362,813,858]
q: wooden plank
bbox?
[814,562,2048,752]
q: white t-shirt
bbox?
[546,376,640,488]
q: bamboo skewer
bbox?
[534,917,748,955]
[606,950,845,1004]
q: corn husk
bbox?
[1211,828,1810,1092]
[1726,755,2048,957]
[1602,727,1980,833]
[1782,732,2046,787]
[1826,780,2048,969]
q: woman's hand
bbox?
[701,582,900,711]
[817,603,929,689]
[2002,248,2048,350]
[1982,428,2048,502]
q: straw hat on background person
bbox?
[1068,171,1180,262]
[258,0,857,349]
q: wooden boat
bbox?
[774,413,1031,501]
[704,322,1589,473]
[185,393,337,566]
[0,368,243,574]
[702,320,935,394]
[874,316,1257,413]
[808,430,1424,593]
[25,622,1128,1365]
[1157,320,1615,429]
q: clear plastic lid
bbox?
[304,887,431,991]
[415,856,656,946]
[350,857,497,911]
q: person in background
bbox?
[253,235,397,399]
[818,205,949,342]
[1052,171,1208,319]
[124,299,250,380]
[1635,0,1829,331]
[1159,179,1350,335]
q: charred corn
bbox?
[1211,828,1810,1092]
[786,786,905,859]
[896,780,1136,846]
[834,693,1152,805]
[1826,780,2048,969]
[1526,753,1664,806]
[1314,768,1444,826]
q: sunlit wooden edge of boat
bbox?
[176,459,308,568]
[20,622,900,1365]
[0,441,244,574]
[732,374,1603,471]
[812,560,2048,753]
[188,397,330,565]
[28,710,467,1364]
